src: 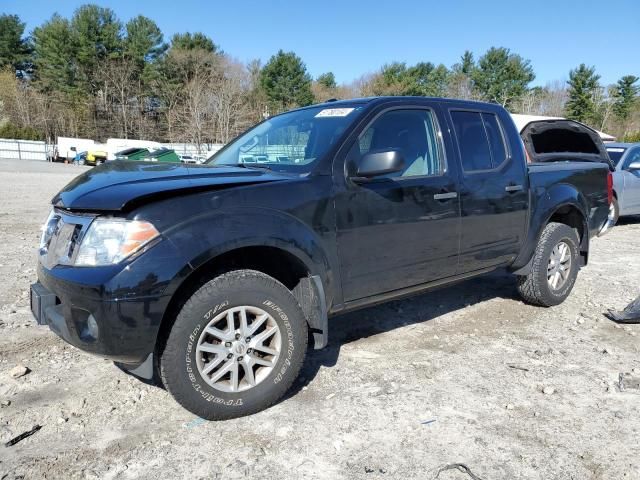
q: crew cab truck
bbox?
[31,97,614,419]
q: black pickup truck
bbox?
[31,97,614,419]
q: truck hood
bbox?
[53,161,292,211]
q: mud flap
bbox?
[115,353,154,381]
[606,294,640,324]
[293,275,328,349]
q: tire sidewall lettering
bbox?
[262,299,295,385]
[184,301,244,407]
[183,298,295,406]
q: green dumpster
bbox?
[115,148,150,161]
[144,148,180,163]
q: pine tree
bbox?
[259,50,313,112]
[612,75,639,122]
[317,72,337,89]
[32,14,79,93]
[170,32,217,53]
[460,50,475,75]
[124,16,167,64]
[0,14,31,71]
[565,64,600,123]
[71,5,122,93]
[472,47,535,108]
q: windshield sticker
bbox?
[606,148,625,152]
[315,108,354,118]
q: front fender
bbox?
[162,206,336,307]
[511,183,589,272]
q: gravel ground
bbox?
[1,159,639,480]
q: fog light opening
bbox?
[77,312,99,342]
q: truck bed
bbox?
[528,161,610,237]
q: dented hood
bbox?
[53,160,290,211]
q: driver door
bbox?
[334,106,461,302]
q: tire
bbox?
[160,270,308,420]
[611,196,620,225]
[516,222,580,307]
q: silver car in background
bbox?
[606,143,640,221]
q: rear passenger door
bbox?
[448,109,529,273]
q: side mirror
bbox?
[353,149,405,181]
[627,161,640,171]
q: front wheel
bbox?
[159,270,308,420]
[516,222,580,307]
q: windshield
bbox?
[606,147,627,166]
[208,105,363,173]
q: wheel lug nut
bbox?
[225,342,232,347]
[235,333,241,340]
[247,348,252,354]
[237,356,243,362]
[227,353,233,359]
[245,337,251,343]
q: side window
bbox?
[451,111,492,171]
[451,110,509,172]
[624,148,640,169]
[482,113,508,166]
[356,109,445,178]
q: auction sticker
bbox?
[315,108,354,118]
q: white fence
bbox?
[0,138,48,161]
[0,137,226,162]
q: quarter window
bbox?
[451,110,508,172]
[482,113,508,167]
[355,109,445,178]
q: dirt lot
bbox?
[0,159,639,480]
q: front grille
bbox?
[40,210,95,268]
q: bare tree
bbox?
[102,57,138,138]
[209,59,251,143]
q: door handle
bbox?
[433,192,458,200]
[505,185,524,193]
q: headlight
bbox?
[75,218,160,266]
[40,209,61,251]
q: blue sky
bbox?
[3,0,639,87]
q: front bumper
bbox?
[30,274,167,367]
[30,236,189,369]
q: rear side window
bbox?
[482,113,507,167]
[450,111,508,172]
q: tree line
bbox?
[0,6,638,148]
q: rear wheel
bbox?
[516,222,580,307]
[160,270,308,420]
